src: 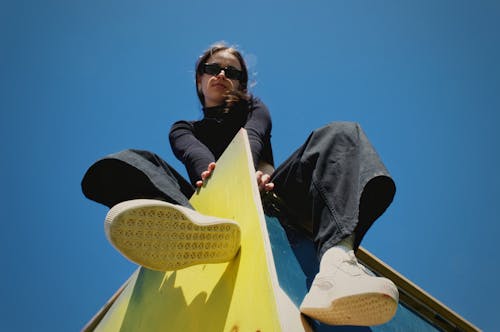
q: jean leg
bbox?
[271,122,395,258]
[81,149,194,208]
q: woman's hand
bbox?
[196,162,274,192]
[196,162,216,188]
[256,170,274,192]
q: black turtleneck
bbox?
[169,97,274,185]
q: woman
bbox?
[82,42,398,326]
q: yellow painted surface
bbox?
[94,270,139,332]
[94,129,282,332]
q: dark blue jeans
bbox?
[81,122,395,259]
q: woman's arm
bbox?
[245,98,275,192]
[245,98,274,170]
[169,120,216,185]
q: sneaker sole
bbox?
[301,292,398,326]
[105,200,241,271]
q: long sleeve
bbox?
[245,98,274,169]
[169,120,216,185]
[169,96,274,185]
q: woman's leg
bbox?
[271,122,399,326]
[81,149,194,208]
[271,122,395,258]
[81,149,240,271]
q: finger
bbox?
[201,170,209,180]
[196,180,203,188]
[204,163,216,179]
[255,171,263,181]
[261,174,271,184]
[265,182,275,191]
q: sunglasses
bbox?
[201,63,243,81]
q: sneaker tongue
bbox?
[342,253,377,276]
[340,257,364,275]
[320,248,353,272]
[346,250,357,262]
[320,249,377,277]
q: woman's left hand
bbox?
[256,170,274,192]
[196,162,216,188]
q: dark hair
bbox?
[195,42,250,108]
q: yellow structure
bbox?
[85,129,310,332]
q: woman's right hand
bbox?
[196,162,216,188]
[256,170,274,192]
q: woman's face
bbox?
[198,49,242,107]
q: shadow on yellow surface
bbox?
[120,254,241,331]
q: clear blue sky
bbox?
[1,1,498,331]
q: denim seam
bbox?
[312,177,345,236]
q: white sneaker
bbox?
[300,250,398,326]
[105,199,241,271]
